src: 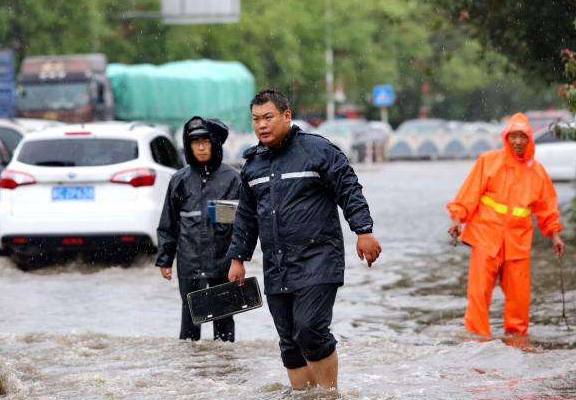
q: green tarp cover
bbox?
[107,59,255,132]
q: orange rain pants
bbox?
[466,246,530,337]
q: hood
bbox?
[501,112,535,165]
[182,117,229,173]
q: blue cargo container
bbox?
[0,49,16,118]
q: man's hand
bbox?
[228,259,246,285]
[448,219,462,246]
[552,232,566,258]
[356,233,382,267]
[160,267,172,281]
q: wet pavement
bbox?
[1,160,576,400]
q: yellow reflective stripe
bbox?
[480,195,531,218]
[512,207,531,218]
[481,195,508,214]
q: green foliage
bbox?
[0,0,102,60]
[97,0,168,64]
[560,49,576,113]
[0,0,564,123]
[427,0,576,83]
[552,123,576,141]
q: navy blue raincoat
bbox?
[227,125,373,294]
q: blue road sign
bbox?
[373,84,396,107]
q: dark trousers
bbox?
[178,276,235,342]
[267,284,338,369]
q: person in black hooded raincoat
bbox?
[156,116,241,341]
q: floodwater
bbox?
[1,161,576,400]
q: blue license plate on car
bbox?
[52,186,95,201]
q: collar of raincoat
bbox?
[501,112,535,166]
[256,124,299,157]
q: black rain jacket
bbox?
[226,125,373,294]
[156,120,241,279]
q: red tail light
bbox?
[111,168,156,188]
[62,237,84,246]
[120,235,137,243]
[12,237,29,245]
[0,169,37,190]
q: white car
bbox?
[535,122,576,181]
[0,122,182,269]
[316,119,369,162]
[292,119,314,132]
[391,119,449,160]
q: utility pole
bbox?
[325,0,335,121]
[380,106,388,123]
[91,0,101,52]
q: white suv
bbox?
[0,122,182,269]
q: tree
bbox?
[560,49,576,113]
[0,0,168,64]
[0,0,102,62]
[427,0,576,83]
[0,0,563,123]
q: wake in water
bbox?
[1,163,575,399]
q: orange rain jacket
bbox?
[448,113,562,260]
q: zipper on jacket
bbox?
[269,157,287,291]
[199,170,211,273]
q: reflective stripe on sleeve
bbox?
[281,171,320,180]
[248,176,270,187]
[512,207,531,218]
[180,210,201,217]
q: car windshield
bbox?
[18,138,138,167]
[535,126,576,144]
[17,82,90,111]
[529,118,565,132]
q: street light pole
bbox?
[325,0,335,121]
[380,106,388,123]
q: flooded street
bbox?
[1,160,576,400]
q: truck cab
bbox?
[0,49,16,118]
[16,54,114,123]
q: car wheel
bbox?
[12,254,41,271]
[145,246,158,255]
[114,248,138,268]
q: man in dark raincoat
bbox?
[227,90,382,389]
[156,116,240,341]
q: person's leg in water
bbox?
[465,246,502,337]
[292,284,339,390]
[287,364,317,389]
[178,278,204,340]
[501,257,531,349]
[208,277,235,342]
[307,350,338,388]
[267,292,316,389]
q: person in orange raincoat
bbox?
[447,112,566,338]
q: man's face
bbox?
[251,101,292,147]
[507,130,529,156]
[190,137,212,163]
